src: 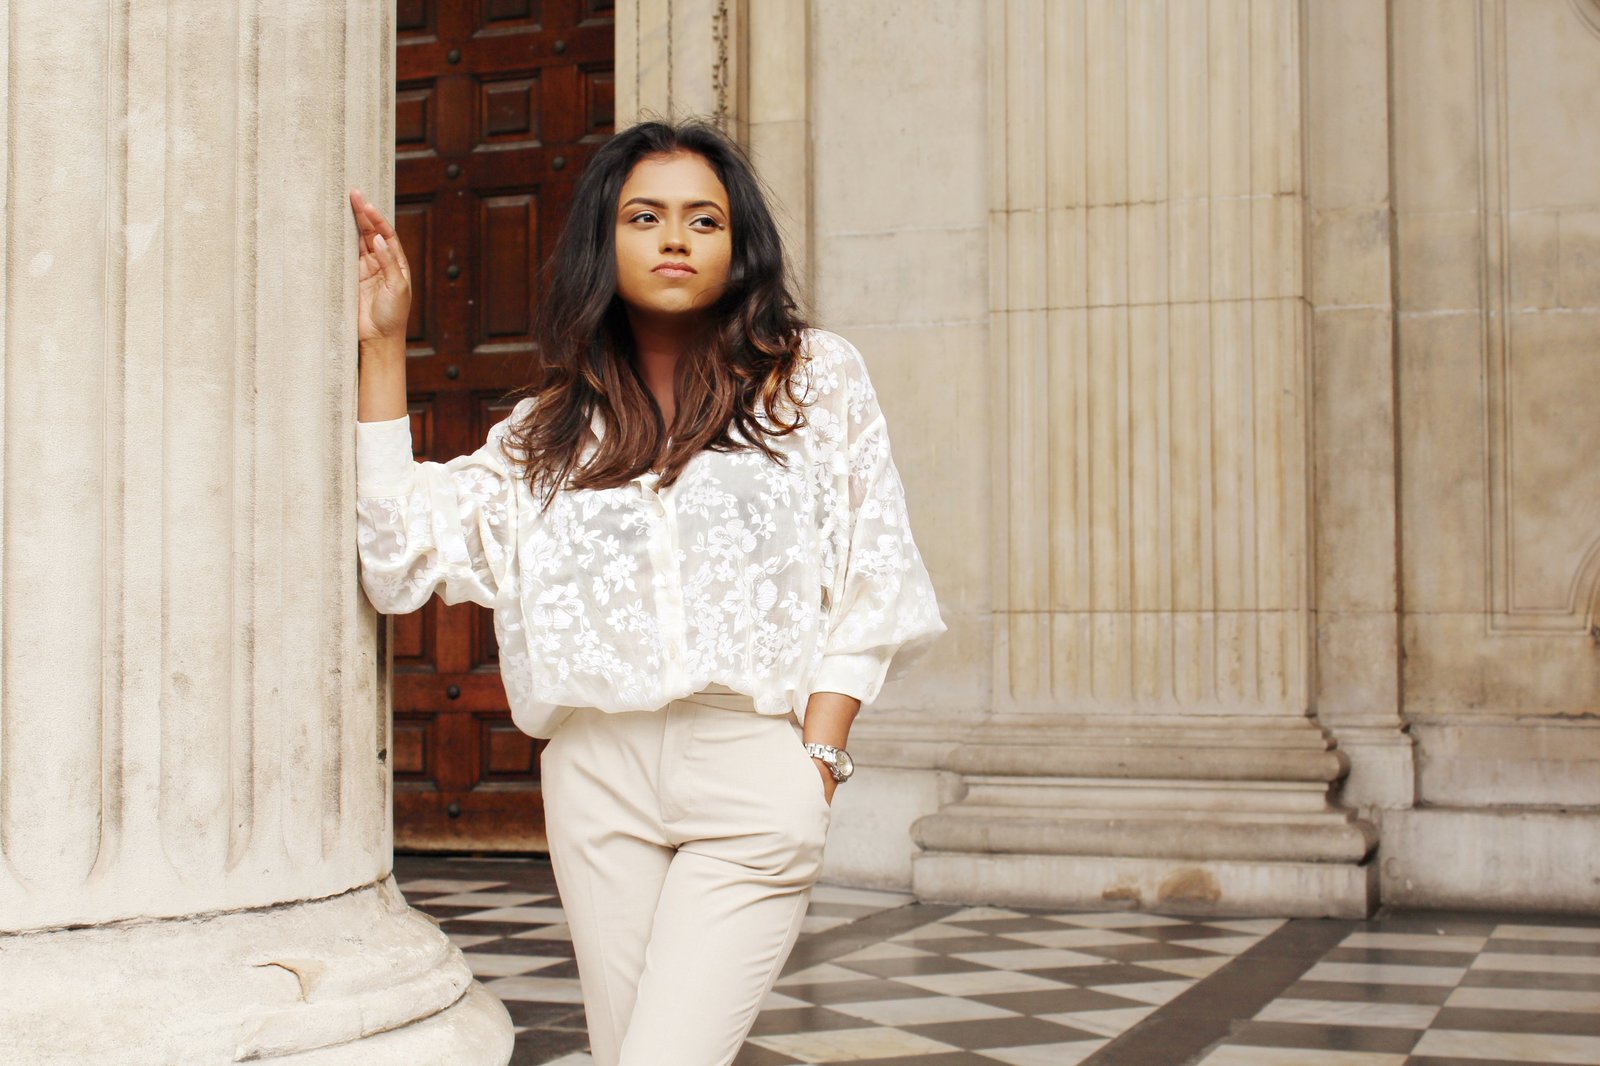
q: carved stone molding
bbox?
[1476,0,1600,635]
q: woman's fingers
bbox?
[349,189,410,276]
[351,188,411,303]
[350,190,378,241]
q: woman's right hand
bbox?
[350,188,411,346]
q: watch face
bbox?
[835,749,854,777]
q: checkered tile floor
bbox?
[395,855,1600,1065]
[1191,915,1600,1066]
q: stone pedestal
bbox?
[0,3,512,1061]
[910,716,1376,918]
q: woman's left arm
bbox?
[803,333,950,798]
[811,337,948,703]
[803,690,861,804]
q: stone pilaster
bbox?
[616,0,815,309]
[910,0,1374,917]
[1304,0,1414,811]
[616,0,740,129]
[0,2,512,1061]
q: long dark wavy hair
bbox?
[502,118,812,511]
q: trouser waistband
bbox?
[669,681,759,714]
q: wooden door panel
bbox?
[476,193,538,349]
[393,0,612,852]
[480,75,540,145]
[479,0,542,29]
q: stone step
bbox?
[912,807,1377,863]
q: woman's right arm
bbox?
[355,408,523,614]
[351,188,410,423]
[350,189,518,614]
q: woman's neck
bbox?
[626,309,707,430]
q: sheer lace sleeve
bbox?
[810,334,947,704]
[355,398,530,614]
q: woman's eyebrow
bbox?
[619,196,727,213]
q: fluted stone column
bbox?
[910,0,1375,917]
[0,2,512,1062]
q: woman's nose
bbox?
[660,220,689,253]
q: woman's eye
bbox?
[628,211,659,224]
[691,216,719,229]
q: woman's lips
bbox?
[652,263,696,277]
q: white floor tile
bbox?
[1001,927,1152,949]
[1038,1005,1155,1037]
[833,941,936,963]
[1141,954,1232,978]
[829,995,1019,1027]
[397,878,504,894]
[1341,931,1487,954]
[750,1026,959,1061]
[443,933,503,950]
[1195,1047,1406,1066]
[774,962,876,986]
[892,970,1075,997]
[1302,961,1466,986]
[1473,952,1600,975]
[757,988,812,1011]
[456,905,569,923]
[978,1039,1107,1065]
[513,922,574,941]
[458,951,567,977]
[415,891,551,908]
[1445,986,1600,1013]
[1255,997,1440,1028]
[952,946,1109,970]
[1167,935,1262,956]
[1090,980,1193,1006]
[1413,1029,1600,1064]
[951,906,1035,921]
[888,921,983,941]
[1491,924,1600,944]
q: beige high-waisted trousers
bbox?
[539,683,833,1066]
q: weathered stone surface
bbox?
[0,2,511,1060]
[1,877,512,1065]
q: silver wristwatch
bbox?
[804,742,855,782]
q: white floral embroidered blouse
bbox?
[355,327,947,738]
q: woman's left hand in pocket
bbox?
[812,758,837,806]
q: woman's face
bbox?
[613,151,732,321]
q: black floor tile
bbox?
[1431,1006,1600,1036]
[1229,1019,1424,1054]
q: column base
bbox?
[0,875,514,1065]
[908,714,1378,918]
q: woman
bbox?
[350,119,945,1066]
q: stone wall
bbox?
[1381,0,1600,910]
[610,0,1600,914]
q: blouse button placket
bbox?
[640,472,688,688]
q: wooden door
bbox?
[392,0,614,850]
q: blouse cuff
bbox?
[356,416,416,497]
[812,649,891,704]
